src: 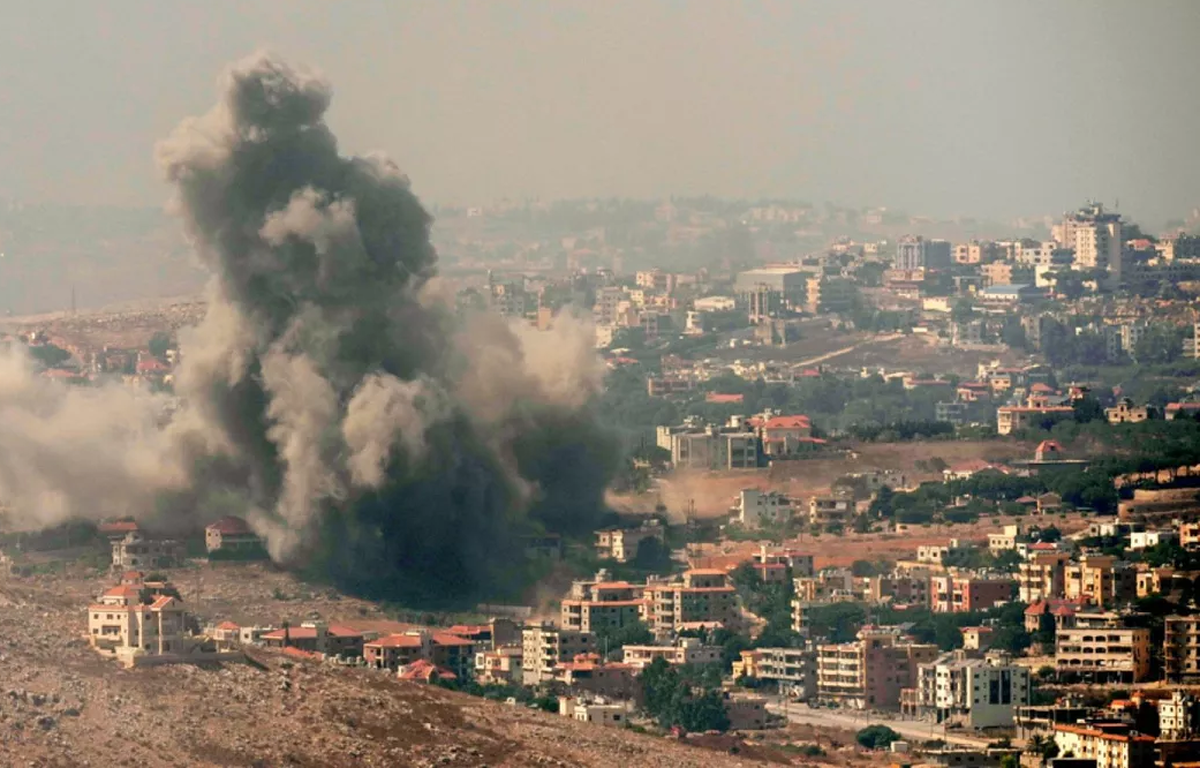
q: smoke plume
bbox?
[0,53,617,601]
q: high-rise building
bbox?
[895,236,952,271]
[1053,202,1124,284]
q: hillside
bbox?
[0,568,832,768]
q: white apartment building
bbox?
[622,638,722,670]
[521,624,597,685]
[734,489,793,528]
[916,653,1030,729]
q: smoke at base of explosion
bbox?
[0,52,617,603]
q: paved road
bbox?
[766,700,992,749]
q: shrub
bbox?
[856,724,902,750]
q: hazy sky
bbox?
[2,1,1199,224]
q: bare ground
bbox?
[0,565,897,768]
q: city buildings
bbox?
[560,581,644,634]
[815,625,939,710]
[733,646,816,699]
[643,569,740,639]
[204,516,262,554]
[732,489,793,528]
[930,575,1015,614]
[88,582,190,666]
[521,624,597,685]
[264,622,367,660]
[895,236,952,271]
[911,652,1030,729]
[110,531,182,572]
[655,420,760,470]
[621,637,722,670]
[1055,612,1152,684]
[594,521,665,563]
[808,495,856,529]
[1052,722,1155,768]
[1165,615,1200,682]
[1053,202,1124,285]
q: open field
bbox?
[612,439,1039,520]
[690,511,1092,571]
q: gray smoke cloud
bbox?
[0,52,616,600]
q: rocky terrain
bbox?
[0,565,877,768]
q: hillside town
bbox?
[4,194,1200,767]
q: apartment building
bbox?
[1055,612,1151,684]
[1052,723,1154,768]
[521,624,597,685]
[1018,551,1071,603]
[88,583,190,666]
[808,496,855,528]
[643,569,740,639]
[475,646,523,685]
[560,581,644,633]
[204,515,262,554]
[930,575,1015,614]
[1159,689,1200,740]
[594,521,665,563]
[551,654,638,700]
[867,572,932,608]
[745,646,816,699]
[621,637,721,670]
[816,626,939,710]
[1182,520,1200,547]
[753,546,815,577]
[895,236,952,271]
[1128,530,1177,551]
[733,489,794,528]
[1064,554,1136,608]
[913,652,1030,729]
[1166,615,1200,682]
[110,531,182,572]
[1054,202,1125,284]
[559,697,630,727]
[362,630,480,678]
[997,404,1075,435]
[988,525,1024,556]
[655,423,759,470]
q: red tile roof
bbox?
[215,621,240,631]
[98,520,139,535]
[136,358,170,374]
[149,595,178,610]
[398,659,457,681]
[594,581,636,590]
[261,625,363,641]
[366,634,424,649]
[705,393,744,404]
[763,415,811,430]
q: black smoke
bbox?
[148,53,617,602]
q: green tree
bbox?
[148,331,173,359]
[27,344,71,367]
[856,724,902,750]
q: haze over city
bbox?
[5,3,1200,767]
[1,1,1199,223]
